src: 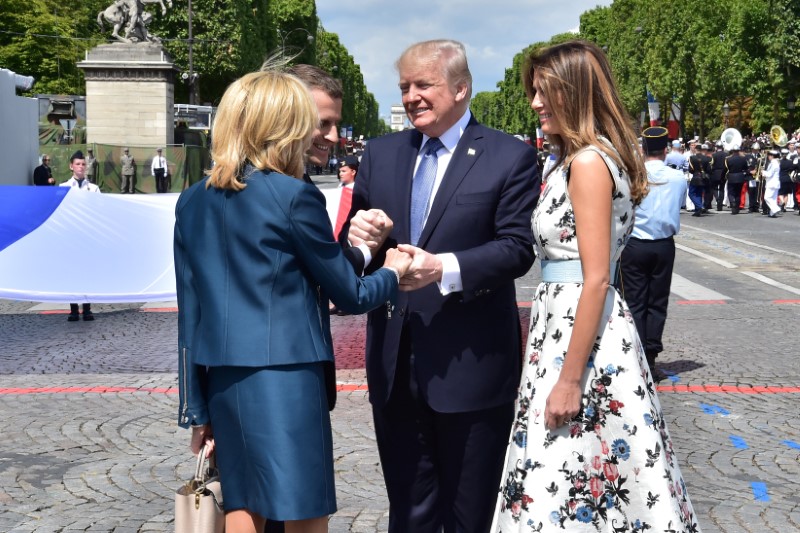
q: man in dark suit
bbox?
[33,155,54,185]
[708,142,728,210]
[343,39,540,533]
[724,144,749,214]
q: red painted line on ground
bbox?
[517,301,532,308]
[675,300,728,305]
[140,307,179,313]
[773,299,800,304]
[337,384,369,391]
[657,385,800,394]
[40,310,70,315]
[3,384,800,395]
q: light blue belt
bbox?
[541,259,617,284]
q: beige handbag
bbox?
[175,443,225,533]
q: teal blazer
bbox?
[174,168,397,427]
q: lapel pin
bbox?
[467,148,476,156]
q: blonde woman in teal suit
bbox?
[174,71,411,533]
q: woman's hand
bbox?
[190,424,215,456]
[544,379,583,430]
[384,248,413,278]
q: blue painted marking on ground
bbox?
[667,374,680,383]
[751,482,770,502]
[699,403,730,415]
[729,435,748,449]
[782,440,800,450]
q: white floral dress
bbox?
[492,144,701,532]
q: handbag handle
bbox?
[193,443,215,486]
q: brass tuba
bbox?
[720,128,742,151]
[771,125,788,147]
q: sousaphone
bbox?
[720,128,742,151]
[771,125,788,147]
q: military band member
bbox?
[724,144,749,214]
[708,141,728,210]
[746,142,763,213]
[688,143,712,216]
[763,149,782,217]
[778,148,796,211]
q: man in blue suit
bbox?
[344,39,540,532]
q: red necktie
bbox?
[334,187,353,240]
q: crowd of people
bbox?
[172,38,706,533]
[32,147,171,194]
[538,131,800,219]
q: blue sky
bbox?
[317,1,612,121]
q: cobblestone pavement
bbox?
[2,212,800,531]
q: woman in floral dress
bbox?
[491,41,702,532]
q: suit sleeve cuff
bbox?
[357,244,372,272]
[437,253,462,295]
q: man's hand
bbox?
[348,209,393,250]
[396,244,442,291]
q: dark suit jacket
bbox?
[174,169,397,427]
[349,118,540,413]
[33,164,53,186]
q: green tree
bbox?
[0,0,107,95]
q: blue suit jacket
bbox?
[175,169,397,427]
[350,118,540,412]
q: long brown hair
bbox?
[522,40,647,203]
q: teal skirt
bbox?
[207,362,336,521]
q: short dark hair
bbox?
[70,150,85,162]
[286,64,343,100]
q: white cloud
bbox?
[317,0,612,123]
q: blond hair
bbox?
[523,40,647,204]
[206,70,317,190]
[396,39,473,101]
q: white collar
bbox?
[421,109,472,154]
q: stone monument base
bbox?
[78,43,176,147]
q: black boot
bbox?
[68,303,80,322]
[82,303,94,321]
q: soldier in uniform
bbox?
[708,141,728,210]
[151,147,169,193]
[724,144,749,214]
[688,143,712,216]
[620,127,687,381]
[85,148,98,184]
[746,142,763,212]
[120,147,136,194]
[59,151,101,321]
[787,139,800,212]
[778,148,796,211]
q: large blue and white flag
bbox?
[0,186,178,303]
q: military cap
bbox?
[768,149,780,156]
[700,143,710,150]
[641,126,669,152]
[781,148,790,155]
[339,155,360,168]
